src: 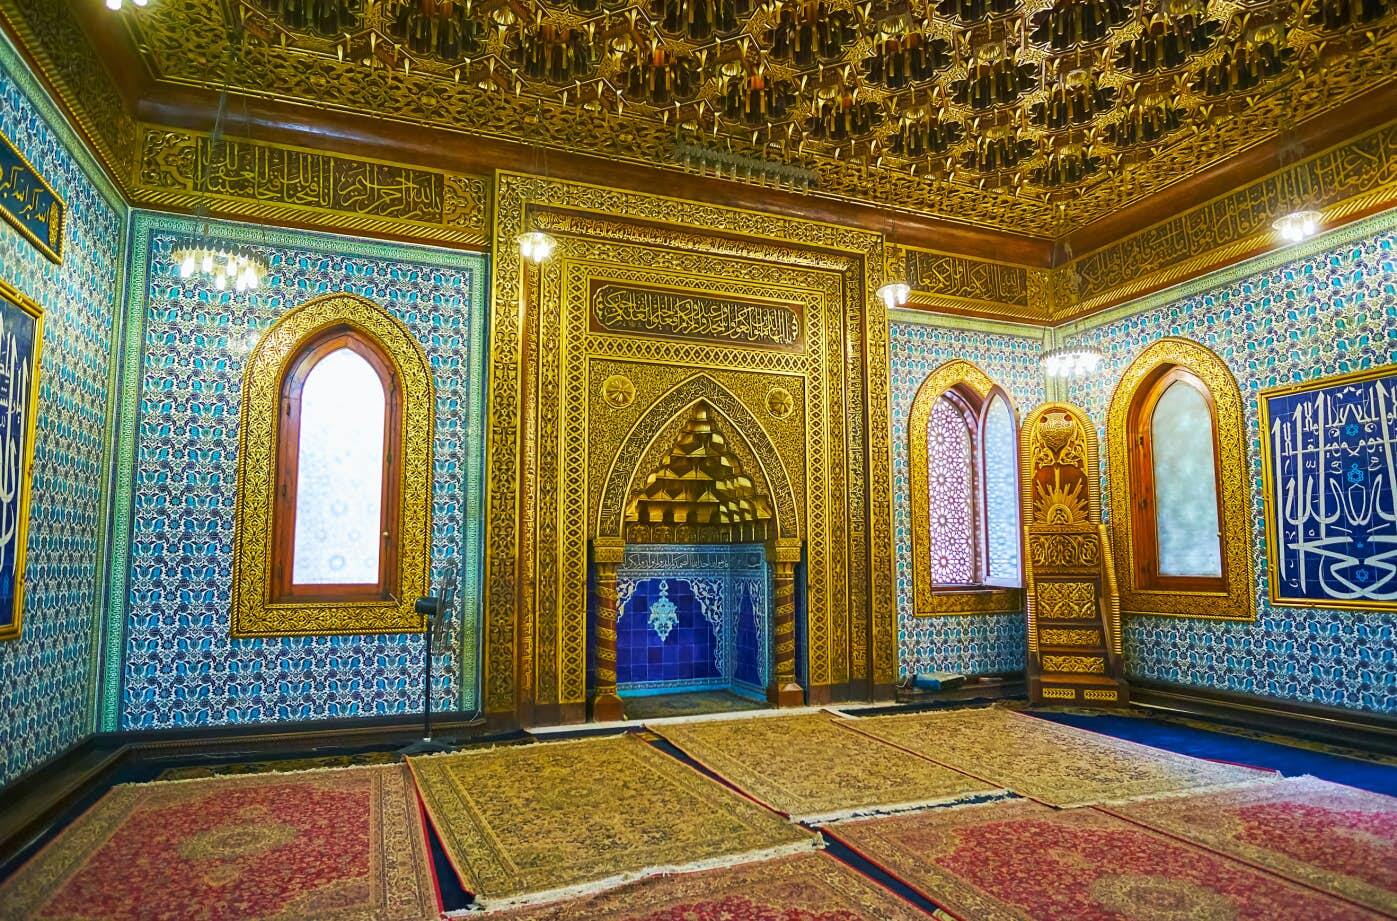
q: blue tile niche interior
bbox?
[603,544,770,699]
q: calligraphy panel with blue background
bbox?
[1262,366,1397,610]
[0,128,64,264]
[0,281,41,640]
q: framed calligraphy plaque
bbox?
[0,130,64,264]
[589,281,803,350]
[0,280,42,641]
[1260,364,1397,611]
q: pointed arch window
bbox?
[231,293,435,638]
[1107,337,1255,621]
[924,385,1022,588]
[910,360,1023,616]
[273,330,401,602]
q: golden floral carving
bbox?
[1105,337,1257,621]
[230,293,434,637]
[1042,655,1107,674]
[601,374,636,408]
[1034,581,1097,619]
[1040,628,1099,646]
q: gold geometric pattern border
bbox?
[1106,338,1257,621]
[230,292,434,637]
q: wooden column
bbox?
[591,538,626,722]
[768,538,805,707]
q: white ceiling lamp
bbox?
[516,229,557,264]
[106,0,148,9]
[1272,209,1322,243]
[876,280,910,310]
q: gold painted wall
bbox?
[483,174,897,721]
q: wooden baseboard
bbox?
[1130,680,1397,756]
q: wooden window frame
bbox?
[271,327,403,604]
[1126,365,1227,594]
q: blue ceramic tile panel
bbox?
[0,34,124,787]
[119,217,487,729]
[1064,215,1397,714]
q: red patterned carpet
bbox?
[489,851,927,920]
[1102,775,1397,915]
[0,765,439,921]
[829,798,1387,921]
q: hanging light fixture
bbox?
[516,229,558,264]
[106,0,149,9]
[1042,345,1105,378]
[876,281,910,309]
[171,35,267,292]
[877,212,911,310]
[1272,209,1322,243]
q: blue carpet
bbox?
[1029,710,1397,797]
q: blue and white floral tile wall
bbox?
[1065,212,1397,714]
[0,33,124,785]
[114,213,487,730]
[888,320,1043,679]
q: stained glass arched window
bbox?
[918,380,1022,589]
[273,330,401,602]
[927,392,977,584]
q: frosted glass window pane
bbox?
[1151,379,1222,577]
[293,348,386,585]
[983,395,1021,586]
[928,395,975,584]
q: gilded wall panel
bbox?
[484,173,892,716]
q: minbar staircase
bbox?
[1019,404,1129,707]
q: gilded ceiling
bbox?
[121,0,1397,237]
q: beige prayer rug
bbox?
[0,764,439,921]
[408,733,816,909]
[488,851,927,920]
[840,705,1271,807]
[1101,775,1397,915]
[654,712,1000,822]
[829,797,1384,921]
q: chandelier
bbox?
[173,248,265,291]
[1272,210,1322,242]
[1042,346,1105,378]
[172,41,268,292]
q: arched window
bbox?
[1130,369,1223,586]
[231,293,435,638]
[1108,338,1255,621]
[909,361,1022,615]
[273,330,401,602]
